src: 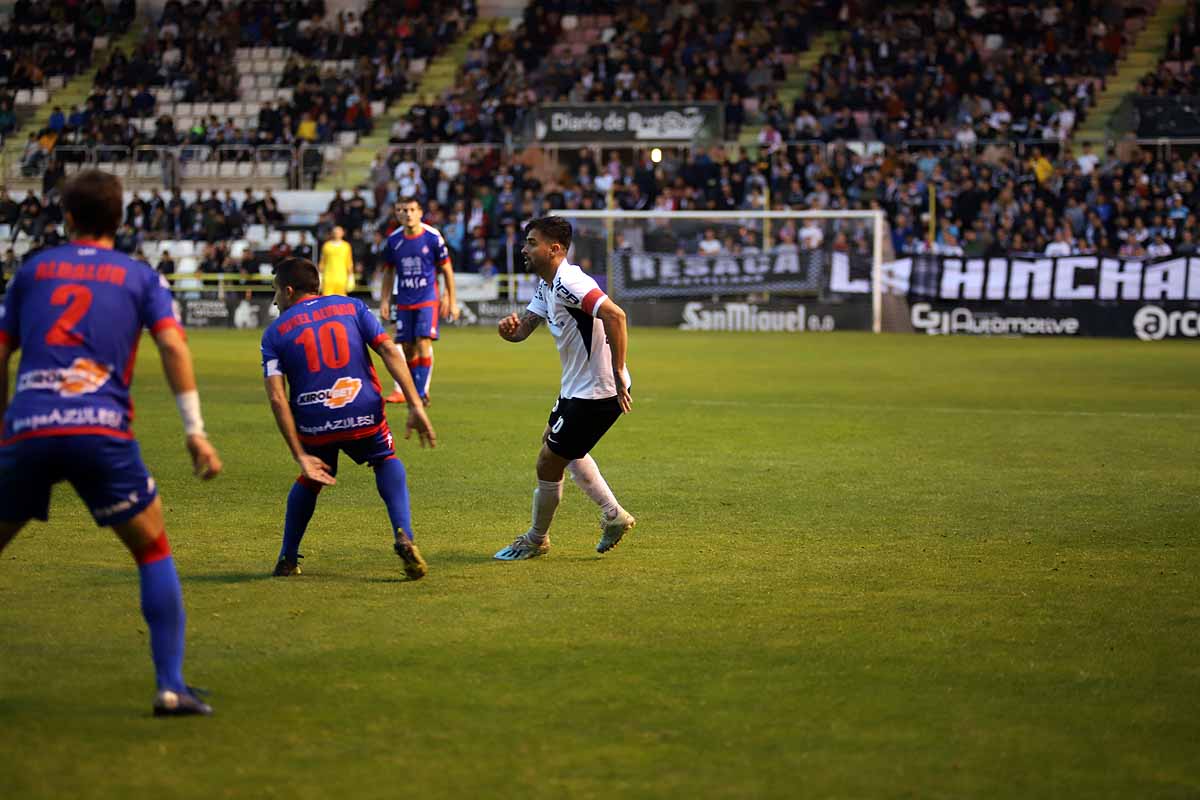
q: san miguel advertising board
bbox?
[888,254,1200,340]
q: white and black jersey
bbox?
[527,261,632,400]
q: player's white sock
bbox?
[528,479,562,544]
[567,455,622,519]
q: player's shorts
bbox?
[544,395,624,461]
[302,425,396,474]
[0,434,158,527]
[392,304,439,343]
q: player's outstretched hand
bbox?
[379,298,391,323]
[441,296,461,322]
[406,407,437,448]
[297,454,337,485]
[498,312,521,341]
[186,434,223,480]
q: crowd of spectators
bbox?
[23,0,474,172]
[1138,2,1200,95]
[386,0,819,144]
[781,0,1138,146]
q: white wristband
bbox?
[175,390,206,437]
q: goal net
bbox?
[546,209,888,333]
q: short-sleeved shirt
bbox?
[260,295,390,445]
[319,239,353,295]
[383,223,450,309]
[526,261,632,400]
[0,241,182,443]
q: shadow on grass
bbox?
[185,572,275,584]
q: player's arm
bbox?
[497,310,544,342]
[437,258,459,321]
[263,373,336,483]
[153,325,223,479]
[369,336,436,448]
[596,300,632,413]
[379,261,394,321]
[0,338,12,420]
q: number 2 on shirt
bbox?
[294,321,351,372]
[45,284,93,346]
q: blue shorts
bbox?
[0,435,158,527]
[302,425,395,475]
[393,304,439,343]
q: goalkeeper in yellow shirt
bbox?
[319,226,354,296]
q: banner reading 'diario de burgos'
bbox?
[888,254,1200,340]
[533,103,724,143]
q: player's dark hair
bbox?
[274,257,321,295]
[525,216,573,250]
[62,169,123,239]
[398,195,422,208]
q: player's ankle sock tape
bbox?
[133,531,172,565]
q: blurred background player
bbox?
[494,216,636,561]
[0,169,223,716]
[319,225,353,296]
[261,257,436,579]
[378,196,458,406]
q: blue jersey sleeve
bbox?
[140,270,179,335]
[261,327,282,378]
[356,299,386,344]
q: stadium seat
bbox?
[246,225,267,244]
[14,89,32,105]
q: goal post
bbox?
[548,209,888,333]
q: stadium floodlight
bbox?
[549,209,887,333]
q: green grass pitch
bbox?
[1,327,1198,799]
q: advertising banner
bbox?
[533,103,724,143]
[887,254,1200,339]
[611,250,872,299]
[622,300,872,332]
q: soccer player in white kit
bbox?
[494,216,636,559]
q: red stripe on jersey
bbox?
[298,419,386,446]
[371,332,390,347]
[1,426,135,445]
[581,288,605,316]
[151,317,185,339]
[438,259,451,268]
[394,300,439,310]
[0,330,15,349]
[404,229,426,240]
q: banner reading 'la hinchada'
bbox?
[533,103,724,143]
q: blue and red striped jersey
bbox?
[0,241,180,443]
[383,223,450,308]
[260,295,389,444]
